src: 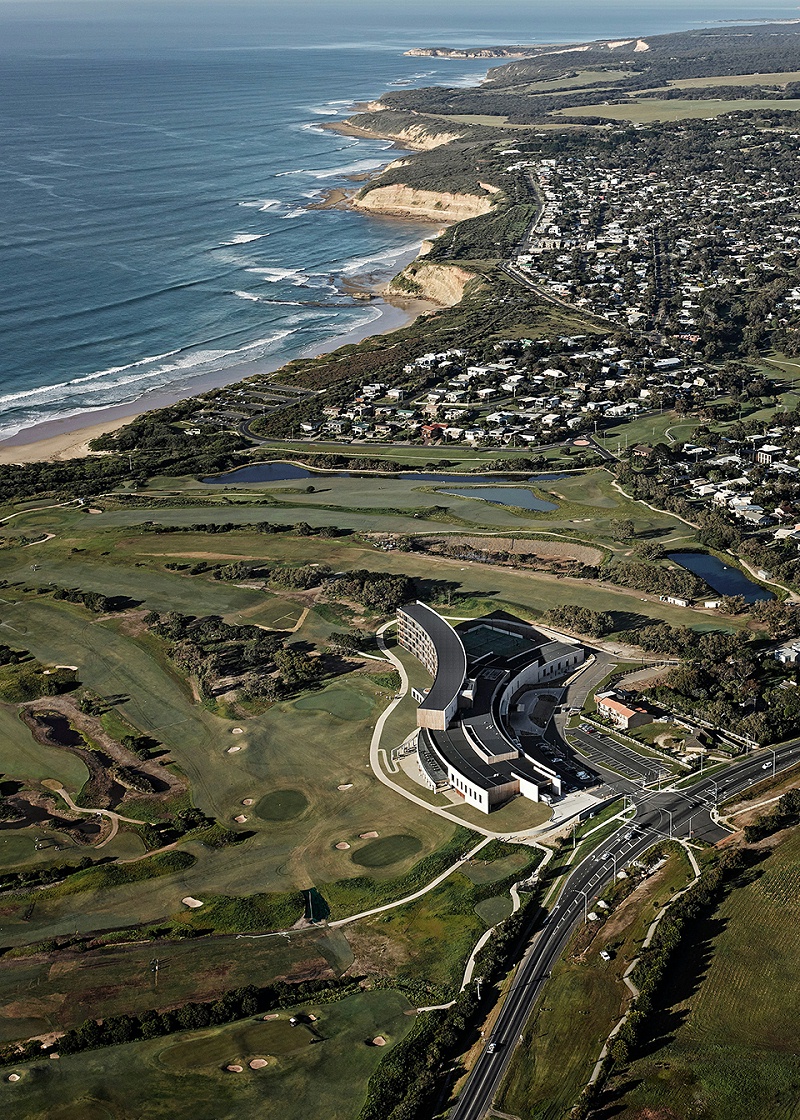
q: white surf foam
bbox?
[303,158,387,180]
[245,266,307,284]
[341,240,422,276]
[221,234,265,246]
[238,198,282,210]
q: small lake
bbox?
[440,487,557,512]
[202,461,570,487]
[668,551,773,603]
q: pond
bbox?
[34,713,85,747]
[201,461,570,487]
[439,487,557,512]
[668,551,773,603]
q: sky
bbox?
[0,1,798,54]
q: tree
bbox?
[610,518,635,542]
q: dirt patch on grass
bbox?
[345,927,410,978]
[20,694,185,817]
[425,534,603,566]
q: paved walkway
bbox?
[45,782,142,849]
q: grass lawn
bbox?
[0,704,88,790]
[0,989,414,1120]
[666,70,800,89]
[0,597,455,946]
[0,928,350,1044]
[556,97,800,123]
[497,846,694,1120]
[600,828,800,1120]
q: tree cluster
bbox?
[327,569,413,613]
[744,788,800,842]
[0,977,363,1066]
[542,605,614,638]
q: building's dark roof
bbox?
[424,726,554,793]
[460,667,517,760]
[402,601,467,715]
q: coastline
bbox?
[0,287,436,466]
[0,59,490,469]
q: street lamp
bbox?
[770,748,777,778]
[578,888,589,923]
[666,808,674,839]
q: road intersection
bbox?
[448,739,800,1120]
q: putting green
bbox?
[459,850,531,885]
[475,896,514,926]
[255,789,309,822]
[351,834,423,868]
[158,1019,307,1070]
[294,687,374,721]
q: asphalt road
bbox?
[448,739,800,1120]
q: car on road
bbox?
[486,1041,499,1054]
[761,762,771,769]
[576,770,591,781]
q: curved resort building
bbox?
[397,602,585,813]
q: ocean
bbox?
[0,0,795,441]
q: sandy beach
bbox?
[0,417,134,467]
[0,287,435,467]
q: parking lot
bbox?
[568,726,670,784]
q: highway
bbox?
[448,739,800,1120]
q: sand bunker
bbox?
[182,896,203,909]
[249,1058,268,1069]
[232,727,244,734]
[372,1036,387,1046]
[226,1064,243,1073]
[227,745,242,754]
[337,783,353,791]
[335,842,351,850]
[263,1013,280,1021]
[234,814,248,824]
[359,831,379,839]
[7,1073,20,1082]
[242,798,254,806]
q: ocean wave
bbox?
[245,266,308,284]
[282,208,307,220]
[221,233,265,246]
[340,239,422,276]
[0,347,184,408]
[302,158,388,180]
[237,198,282,211]
[0,331,301,428]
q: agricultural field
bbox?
[598,828,800,1120]
[556,97,800,123]
[0,989,414,1120]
